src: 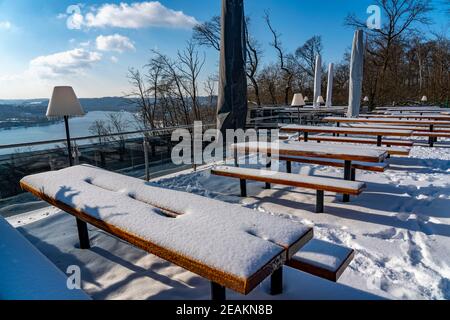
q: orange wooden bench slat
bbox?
[278,155,388,172]
[303,135,414,147]
[211,167,365,195]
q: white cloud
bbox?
[110,56,119,63]
[0,21,12,30]
[29,48,102,78]
[96,34,135,53]
[63,1,198,30]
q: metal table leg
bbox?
[343,160,352,203]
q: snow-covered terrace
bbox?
[4,138,450,300]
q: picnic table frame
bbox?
[323,117,450,146]
[281,125,412,147]
[233,141,387,202]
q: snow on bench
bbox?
[278,155,389,174]
[291,140,410,156]
[298,135,414,147]
[0,216,91,300]
[20,165,313,299]
[287,239,355,282]
[211,166,365,213]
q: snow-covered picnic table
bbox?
[323,117,450,146]
[358,114,450,120]
[280,124,413,147]
[20,165,315,299]
[375,106,444,112]
[232,141,387,202]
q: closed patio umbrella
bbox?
[347,30,364,117]
[313,55,322,108]
[325,63,334,108]
[217,0,247,135]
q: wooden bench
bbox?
[295,138,410,156]
[298,135,414,147]
[20,165,318,300]
[211,166,366,213]
[342,123,450,133]
[286,239,355,282]
[0,216,91,300]
[278,155,389,180]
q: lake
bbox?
[0,111,139,155]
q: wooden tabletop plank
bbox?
[359,114,450,120]
[280,124,413,136]
[232,141,387,163]
[342,123,450,133]
[375,106,444,111]
[323,117,450,126]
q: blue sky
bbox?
[0,0,448,99]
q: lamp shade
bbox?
[317,96,325,104]
[291,93,305,106]
[421,95,428,102]
[303,96,309,102]
[46,86,85,117]
[363,96,369,102]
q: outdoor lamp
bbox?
[363,96,369,103]
[316,95,325,107]
[421,96,428,102]
[46,86,85,167]
[291,93,305,123]
[303,96,309,103]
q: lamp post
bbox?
[303,96,309,105]
[46,86,90,249]
[291,93,305,124]
[316,95,324,107]
[421,95,428,105]
[46,86,85,167]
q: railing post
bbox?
[143,139,150,182]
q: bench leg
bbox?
[265,153,271,189]
[316,190,324,213]
[270,267,283,295]
[304,132,308,142]
[211,282,226,301]
[76,218,90,249]
[240,179,247,197]
[343,160,352,203]
[351,168,356,181]
[377,135,382,147]
[286,161,292,174]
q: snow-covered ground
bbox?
[6,140,450,300]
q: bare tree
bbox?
[177,41,206,121]
[89,120,109,145]
[192,16,221,50]
[346,0,433,106]
[295,36,323,77]
[151,50,191,125]
[193,15,263,106]
[264,11,294,105]
[127,68,154,129]
[245,18,263,106]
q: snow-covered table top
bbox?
[232,141,387,163]
[323,117,450,126]
[20,165,313,294]
[359,114,450,120]
[0,216,91,300]
[281,124,413,136]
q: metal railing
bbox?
[0,123,215,200]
